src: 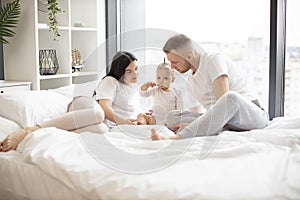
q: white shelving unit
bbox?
[0,80,31,94]
[3,0,106,90]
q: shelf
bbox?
[3,0,104,90]
[37,23,48,29]
[39,24,93,31]
[38,24,70,31]
[71,27,98,32]
[39,74,70,80]
[0,80,31,87]
[71,71,98,77]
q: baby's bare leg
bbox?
[146,115,156,125]
[137,113,156,125]
[137,113,147,125]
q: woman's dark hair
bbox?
[104,51,138,83]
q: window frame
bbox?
[269,0,287,119]
[106,0,287,119]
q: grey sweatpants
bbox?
[166,91,269,139]
[40,96,108,134]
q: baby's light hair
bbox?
[156,63,175,78]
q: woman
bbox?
[0,51,139,152]
[94,51,139,127]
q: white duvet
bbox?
[14,121,300,200]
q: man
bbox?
[151,34,269,140]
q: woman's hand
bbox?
[98,99,137,125]
[171,123,190,134]
[141,81,156,91]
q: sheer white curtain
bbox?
[120,0,270,111]
[285,0,300,117]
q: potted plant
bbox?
[47,0,64,41]
[0,0,21,44]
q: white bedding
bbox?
[1,120,299,200]
[0,152,82,200]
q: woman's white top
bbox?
[140,87,182,124]
[94,76,137,127]
[187,51,255,110]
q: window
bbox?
[285,0,300,117]
[145,0,270,109]
[120,0,270,110]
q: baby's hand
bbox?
[141,81,156,90]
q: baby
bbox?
[137,63,182,125]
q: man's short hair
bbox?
[163,34,192,54]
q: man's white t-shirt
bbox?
[94,76,137,126]
[173,70,201,111]
[187,51,255,110]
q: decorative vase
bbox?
[39,49,59,75]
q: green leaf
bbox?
[47,0,64,41]
[0,0,21,44]
[0,37,9,44]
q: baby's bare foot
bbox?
[151,128,165,140]
[137,121,146,125]
[151,129,182,141]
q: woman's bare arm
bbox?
[98,99,133,125]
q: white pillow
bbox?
[74,80,99,97]
[48,84,75,99]
[0,116,22,141]
[0,90,71,128]
[49,80,99,99]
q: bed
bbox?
[0,83,300,200]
